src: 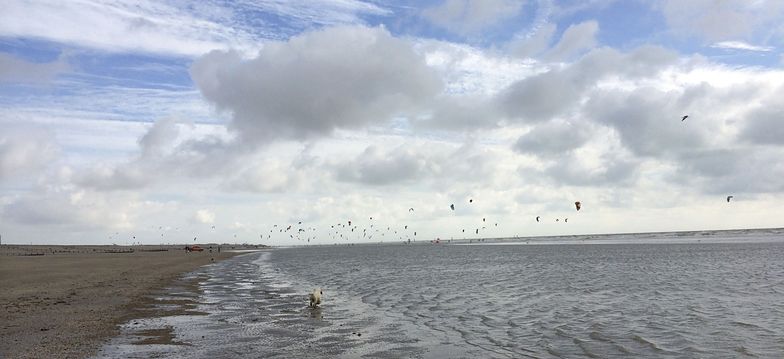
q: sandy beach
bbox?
[0,245,247,359]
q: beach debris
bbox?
[727,195,733,202]
[681,115,688,121]
[575,201,581,211]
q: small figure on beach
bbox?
[309,288,323,308]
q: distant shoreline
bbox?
[0,245,261,358]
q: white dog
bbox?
[309,288,323,308]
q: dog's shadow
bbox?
[308,306,323,320]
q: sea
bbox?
[96,229,784,358]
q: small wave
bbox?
[734,345,758,357]
[588,330,612,342]
[731,320,762,329]
[631,334,677,354]
[572,337,602,359]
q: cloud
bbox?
[657,0,784,42]
[191,25,442,144]
[585,87,707,157]
[740,98,784,145]
[224,157,305,193]
[497,69,583,122]
[544,20,599,61]
[543,147,639,187]
[72,118,237,191]
[422,0,525,37]
[0,52,70,83]
[710,41,774,52]
[194,209,215,224]
[497,46,679,124]
[138,117,183,157]
[675,148,784,194]
[508,22,557,58]
[74,163,150,191]
[0,124,58,181]
[2,185,138,229]
[0,0,254,56]
[424,41,676,130]
[335,145,428,185]
[513,120,594,155]
[423,96,499,130]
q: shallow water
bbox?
[98,233,784,358]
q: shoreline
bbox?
[0,245,259,359]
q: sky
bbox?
[1,0,784,245]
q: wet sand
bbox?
[0,245,248,359]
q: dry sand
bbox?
[0,245,249,359]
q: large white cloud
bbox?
[191,25,442,143]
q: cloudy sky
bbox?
[2,0,784,245]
